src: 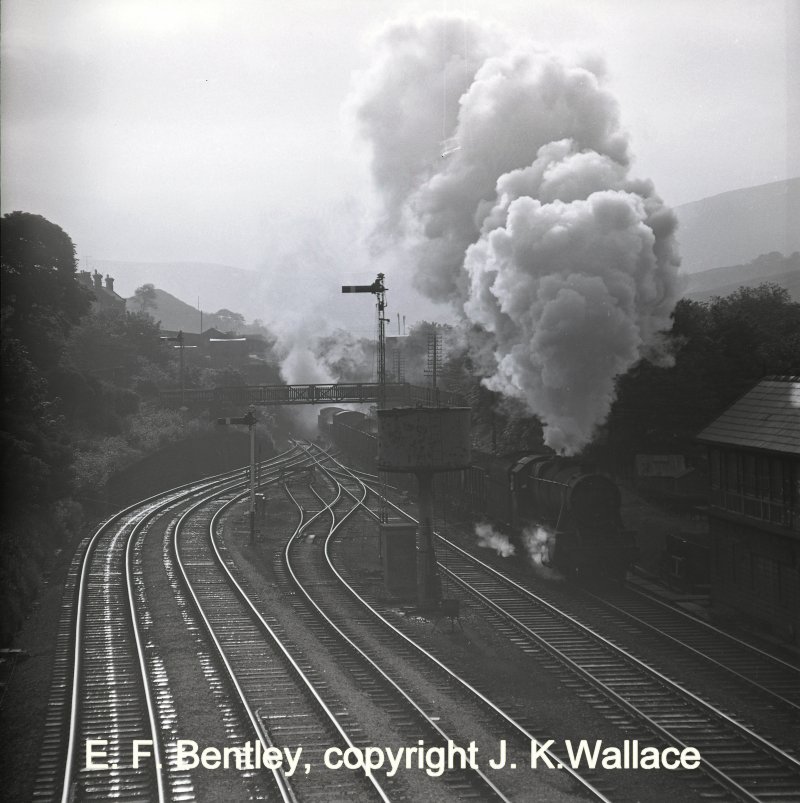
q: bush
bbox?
[125,406,208,452]
[72,436,139,495]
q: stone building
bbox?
[697,376,800,647]
[78,270,126,313]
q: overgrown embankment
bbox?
[0,425,274,645]
[104,428,272,509]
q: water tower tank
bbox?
[377,407,471,472]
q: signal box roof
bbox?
[697,376,800,456]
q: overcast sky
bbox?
[1,1,798,328]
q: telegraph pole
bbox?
[425,330,442,405]
[161,330,196,405]
[179,331,184,404]
[217,406,258,544]
[249,410,256,541]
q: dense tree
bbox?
[214,308,245,334]
[1,212,239,643]
[1,337,72,510]
[50,308,168,431]
[609,284,800,467]
[0,333,76,643]
[1,212,89,515]
[63,307,165,380]
[705,284,800,387]
[1,214,164,642]
[198,366,247,388]
[438,283,800,467]
[133,283,157,314]
[1,212,92,369]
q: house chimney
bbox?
[92,270,102,290]
[105,275,114,292]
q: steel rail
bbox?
[625,584,800,673]
[174,448,391,802]
[121,471,257,801]
[60,464,256,803]
[335,455,799,703]
[333,453,800,802]
[296,443,613,803]
[59,446,308,802]
[208,471,391,802]
[172,481,296,803]
[438,563,766,802]
[582,584,800,712]
[621,587,800,673]
[429,539,800,771]
[329,443,798,690]
[283,473,514,802]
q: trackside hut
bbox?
[697,376,800,647]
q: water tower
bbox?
[377,407,471,609]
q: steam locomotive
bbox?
[319,406,637,581]
[459,452,637,580]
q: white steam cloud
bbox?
[273,321,373,438]
[275,317,374,389]
[522,525,562,580]
[521,525,552,566]
[475,522,516,557]
[352,16,682,454]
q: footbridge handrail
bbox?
[159,382,466,408]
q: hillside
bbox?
[93,260,263,321]
[674,178,800,274]
[95,180,800,315]
[126,288,227,333]
[683,252,800,302]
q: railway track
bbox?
[36,448,316,802]
[45,470,249,802]
[31,434,799,802]
[591,583,800,711]
[277,469,515,801]
[314,444,800,803]
[435,547,800,801]
[172,468,390,802]
[290,445,618,802]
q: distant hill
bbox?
[95,180,800,317]
[674,178,800,274]
[127,288,226,333]
[684,252,800,302]
[93,260,263,321]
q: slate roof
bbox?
[697,376,800,455]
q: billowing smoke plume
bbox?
[352,16,682,454]
[316,331,376,382]
[475,522,516,557]
[276,325,374,386]
[274,322,374,437]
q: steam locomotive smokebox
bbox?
[377,407,471,472]
[380,523,417,597]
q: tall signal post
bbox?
[341,273,388,409]
[342,273,390,523]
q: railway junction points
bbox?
[3,416,799,802]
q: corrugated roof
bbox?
[697,376,800,455]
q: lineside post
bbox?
[249,412,256,544]
[341,273,388,408]
[216,405,258,544]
